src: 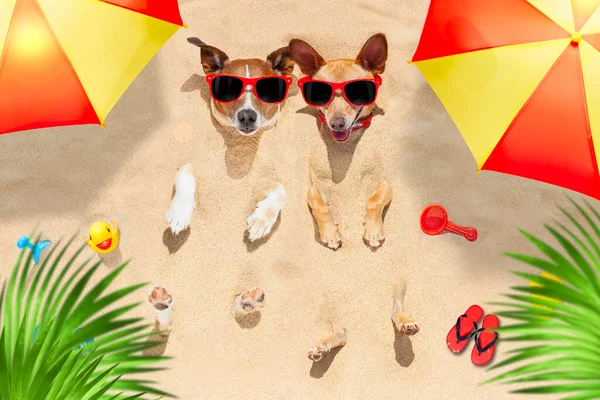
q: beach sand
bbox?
[0,0,571,398]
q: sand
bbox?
[0,0,571,398]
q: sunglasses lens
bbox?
[255,77,288,103]
[344,80,377,105]
[302,81,333,106]
[211,76,244,102]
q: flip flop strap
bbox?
[475,329,499,353]
[455,314,478,342]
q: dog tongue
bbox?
[332,129,350,142]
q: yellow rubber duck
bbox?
[83,220,120,254]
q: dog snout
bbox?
[329,116,346,131]
[236,109,258,134]
[237,109,257,124]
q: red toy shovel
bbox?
[420,205,477,242]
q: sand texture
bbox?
[0,0,570,399]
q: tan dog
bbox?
[187,37,294,242]
[289,34,393,250]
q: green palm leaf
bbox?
[485,198,600,398]
[0,232,174,400]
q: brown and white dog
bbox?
[288,34,393,250]
[187,37,295,242]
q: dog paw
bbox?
[247,201,280,242]
[308,345,328,362]
[363,218,385,249]
[246,185,286,242]
[320,222,342,250]
[166,197,194,235]
[401,322,419,336]
[235,287,265,313]
[398,320,420,336]
[149,285,172,304]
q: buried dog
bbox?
[289,34,392,250]
[186,37,294,242]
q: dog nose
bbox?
[329,116,346,130]
[237,109,257,124]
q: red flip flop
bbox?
[446,305,484,353]
[471,314,499,366]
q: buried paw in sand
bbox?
[392,295,420,336]
[289,34,393,250]
[149,285,174,334]
[246,184,287,241]
[187,37,295,243]
[166,163,196,235]
[234,286,265,314]
[363,180,393,249]
[308,324,348,362]
[391,280,420,335]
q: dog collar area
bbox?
[317,112,373,131]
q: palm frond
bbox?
[0,232,174,400]
[486,198,600,398]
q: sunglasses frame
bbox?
[205,74,293,105]
[297,75,383,107]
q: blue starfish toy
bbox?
[17,235,51,264]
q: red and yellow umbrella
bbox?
[0,0,185,135]
[411,0,600,199]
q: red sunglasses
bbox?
[206,74,293,104]
[297,75,382,107]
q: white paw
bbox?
[166,196,194,234]
[246,184,286,242]
[166,163,196,235]
[166,197,194,235]
[247,202,280,241]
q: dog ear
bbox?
[355,33,388,74]
[187,37,229,74]
[266,46,295,76]
[288,39,325,76]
